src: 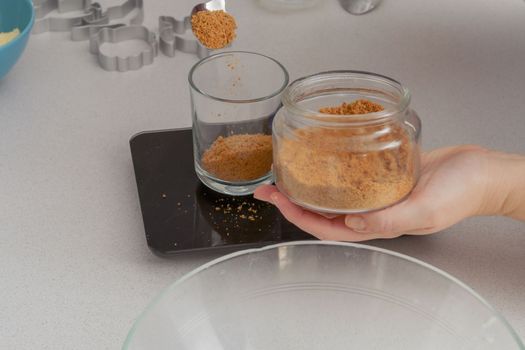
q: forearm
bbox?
[483,151,525,221]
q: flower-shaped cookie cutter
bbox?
[158,16,209,59]
[89,25,158,72]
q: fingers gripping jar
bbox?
[273,71,422,214]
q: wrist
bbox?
[482,150,525,219]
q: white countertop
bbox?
[1,0,524,348]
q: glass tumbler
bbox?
[189,51,289,196]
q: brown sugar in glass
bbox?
[201,134,273,182]
[273,71,422,213]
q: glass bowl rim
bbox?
[122,241,524,349]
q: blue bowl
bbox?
[0,0,35,80]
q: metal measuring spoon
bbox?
[191,0,226,17]
[339,0,381,15]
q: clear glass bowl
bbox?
[123,242,524,350]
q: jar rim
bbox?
[281,70,411,124]
[188,51,290,104]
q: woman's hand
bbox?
[255,145,522,241]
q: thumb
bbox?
[345,200,436,237]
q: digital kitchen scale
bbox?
[130,128,312,256]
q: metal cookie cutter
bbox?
[33,0,90,19]
[33,0,61,19]
[89,25,158,72]
[33,0,93,17]
[33,1,101,33]
[32,0,143,36]
[71,0,144,40]
[58,0,93,13]
[158,16,209,59]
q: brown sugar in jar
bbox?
[274,122,416,211]
[273,71,422,213]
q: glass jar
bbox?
[190,51,289,196]
[273,71,421,214]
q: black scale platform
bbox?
[130,128,312,256]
